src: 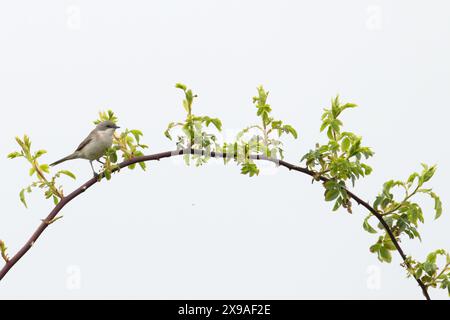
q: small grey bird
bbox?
[50,121,120,176]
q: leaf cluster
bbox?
[7,136,76,207]
[365,165,442,239]
[237,86,298,158]
[302,96,373,185]
[232,86,298,176]
[405,250,450,296]
[364,165,443,267]
[302,96,373,212]
[165,83,222,166]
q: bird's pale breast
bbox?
[79,130,113,160]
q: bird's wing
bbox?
[75,130,95,152]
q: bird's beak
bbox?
[114,125,120,129]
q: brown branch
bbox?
[0,148,430,300]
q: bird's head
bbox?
[96,121,120,134]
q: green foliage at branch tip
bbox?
[320,95,357,139]
[165,83,222,166]
[0,240,9,263]
[365,163,443,244]
[364,163,444,269]
[94,110,118,125]
[241,163,259,177]
[404,250,450,296]
[7,135,75,208]
[251,86,298,138]
[231,85,298,176]
[239,85,298,155]
[302,95,373,212]
[94,110,149,179]
[175,82,197,115]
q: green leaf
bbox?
[421,164,436,183]
[241,163,259,177]
[186,89,194,105]
[183,154,190,166]
[379,246,392,263]
[23,135,31,149]
[361,164,372,176]
[44,189,53,199]
[330,119,342,133]
[370,243,381,254]
[271,120,282,129]
[341,137,350,152]
[422,261,438,276]
[164,123,175,140]
[58,170,76,180]
[332,197,343,211]
[19,189,28,208]
[426,252,437,264]
[325,189,340,202]
[283,125,298,139]
[34,150,47,159]
[7,151,22,159]
[363,216,377,234]
[175,83,187,91]
[204,117,222,131]
[130,130,143,143]
[320,120,329,132]
[109,150,118,163]
[340,102,357,112]
[331,95,340,117]
[383,237,397,251]
[430,192,443,220]
[407,172,419,185]
[39,164,50,174]
[326,127,334,140]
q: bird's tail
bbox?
[50,153,78,167]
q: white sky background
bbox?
[0,0,449,299]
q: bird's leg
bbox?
[90,161,99,178]
[97,159,105,165]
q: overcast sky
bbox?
[0,0,449,299]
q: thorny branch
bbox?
[0,148,431,300]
